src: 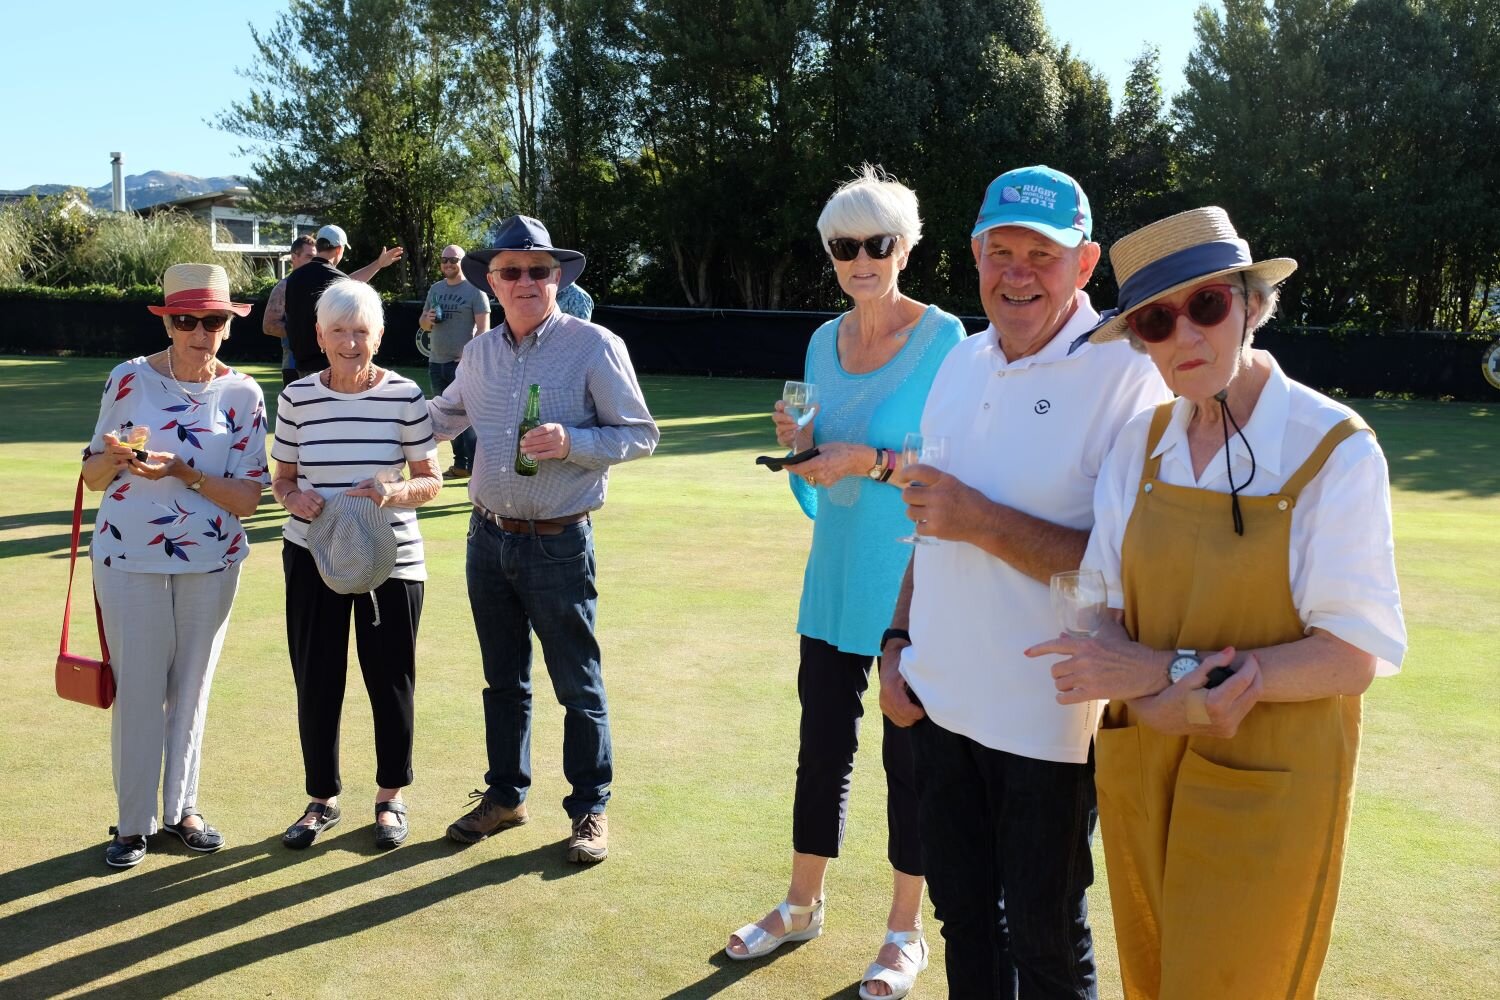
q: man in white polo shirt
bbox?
[878,165,1168,998]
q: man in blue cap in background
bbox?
[876,166,1168,997]
[430,215,658,864]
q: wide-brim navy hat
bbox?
[1089,206,1296,343]
[462,215,587,293]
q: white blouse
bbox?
[85,358,269,574]
[1082,353,1407,675]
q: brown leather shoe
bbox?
[442,466,470,481]
[446,790,528,844]
[567,812,608,864]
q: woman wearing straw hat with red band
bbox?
[1025,207,1406,997]
[81,263,268,869]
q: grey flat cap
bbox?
[305,492,398,596]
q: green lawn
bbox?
[0,356,1494,999]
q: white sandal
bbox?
[725,897,825,960]
[858,928,929,1000]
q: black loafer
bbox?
[162,810,225,853]
[282,801,341,850]
[374,800,408,850]
[105,829,148,869]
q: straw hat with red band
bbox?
[146,263,254,318]
[1087,207,1296,344]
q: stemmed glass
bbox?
[782,381,819,450]
[897,432,949,545]
[1051,569,1108,738]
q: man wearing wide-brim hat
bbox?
[875,166,1171,996]
[432,215,659,863]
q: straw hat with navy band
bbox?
[146,263,254,318]
[1087,207,1296,344]
[461,215,587,294]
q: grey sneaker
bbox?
[567,812,608,864]
[446,790,528,844]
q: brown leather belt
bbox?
[475,505,589,536]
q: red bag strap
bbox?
[63,474,110,661]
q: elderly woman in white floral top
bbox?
[81,263,268,869]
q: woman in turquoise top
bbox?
[726,166,963,1000]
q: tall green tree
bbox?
[218,0,505,293]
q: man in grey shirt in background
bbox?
[419,244,492,479]
[431,215,657,865]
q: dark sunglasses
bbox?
[489,265,559,282]
[827,235,898,262]
[169,314,230,333]
[1125,284,1236,343]
[440,256,463,264]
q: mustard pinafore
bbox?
[1095,402,1371,1000]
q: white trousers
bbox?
[93,561,241,836]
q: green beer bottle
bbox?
[515,383,542,476]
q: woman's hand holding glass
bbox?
[1024,614,1168,704]
[774,381,819,452]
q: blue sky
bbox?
[0,0,1220,190]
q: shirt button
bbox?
[983,403,990,410]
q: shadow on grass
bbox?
[1,836,575,999]
[1364,402,1500,497]
[656,942,855,1000]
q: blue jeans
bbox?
[429,361,476,470]
[466,513,611,817]
[912,718,1097,999]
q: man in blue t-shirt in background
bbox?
[419,244,492,479]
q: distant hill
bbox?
[0,171,247,211]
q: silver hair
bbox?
[1124,270,1281,352]
[816,164,923,250]
[316,278,385,335]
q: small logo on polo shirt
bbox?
[1034,399,1051,414]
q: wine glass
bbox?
[782,381,819,430]
[897,432,949,545]
[1051,569,1107,739]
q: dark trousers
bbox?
[467,513,611,817]
[283,541,423,798]
[429,361,476,469]
[281,368,298,386]
[913,717,1097,1000]
[793,635,923,875]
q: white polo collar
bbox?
[982,291,1100,371]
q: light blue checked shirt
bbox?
[428,309,658,519]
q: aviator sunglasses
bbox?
[489,264,560,282]
[1125,283,1236,343]
[827,235,898,262]
[169,314,230,333]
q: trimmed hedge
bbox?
[0,292,1495,400]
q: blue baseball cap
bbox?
[970,165,1092,247]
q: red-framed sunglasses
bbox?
[169,314,230,333]
[1125,283,1237,343]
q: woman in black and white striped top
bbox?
[270,279,440,851]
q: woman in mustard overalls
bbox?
[1027,207,1407,999]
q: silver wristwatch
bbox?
[1168,649,1200,684]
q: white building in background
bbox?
[137,187,319,278]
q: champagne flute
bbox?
[897,432,949,545]
[1051,569,1108,739]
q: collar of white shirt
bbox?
[1152,351,1294,485]
[977,291,1101,371]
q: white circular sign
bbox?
[415,328,432,359]
[1484,339,1500,391]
